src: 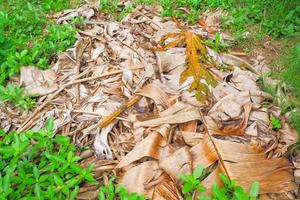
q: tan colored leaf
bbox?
[181,131,204,146]
[218,103,252,135]
[137,83,171,109]
[192,132,297,194]
[134,102,201,128]
[160,147,192,182]
[179,121,198,132]
[152,174,184,200]
[116,132,174,169]
[220,53,259,75]
[20,66,58,96]
[119,161,162,198]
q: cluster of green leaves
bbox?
[0,118,97,199]
[270,115,282,131]
[206,33,230,53]
[180,165,260,200]
[98,178,145,200]
[0,0,78,84]
[0,83,36,111]
[159,0,203,23]
[99,0,133,21]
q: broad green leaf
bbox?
[33,166,39,180]
[70,186,79,200]
[212,183,228,200]
[249,181,259,199]
[179,174,188,182]
[34,183,42,199]
[198,195,212,200]
[46,117,54,132]
[197,185,206,193]
[98,191,106,200]
[193,165,204,179]
[219,174,231,187]
[233,186,248,200]
[54,135,70,145]
[182,182,194,193]
[66,178,79,188]
[53,174,63,186]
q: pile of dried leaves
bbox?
[1,2,299,200]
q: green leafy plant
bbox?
[207,174,259,200]
[99,0,118,13]
[0,83,36,110]
[206,32,230,53]
[116,4,133,21]
[0,118,97,199]
[0,1,78,84]
[99,0,133,21]
[98,178,145,200]
[180,165,207,199]
[270,115,282,131]
[134,0,155,5]
[180,165,260,200]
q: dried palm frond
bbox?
[191,113,297,194]
[154,19,217,100]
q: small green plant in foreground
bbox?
[270,115,282,131]
[180,165,207,199]
[98,178,145,200]
[0,118,97,199]
[180,165,260,200]
[0,83,36,111]
[206,32,230,53]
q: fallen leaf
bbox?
[20,66,58,96]
[192,132,297,194]
[154,19,217,101]
[160,147,192,182]
[116,132,174,169]
[134,102,201,128]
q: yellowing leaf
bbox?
[154,19,217,101]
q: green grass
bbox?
[258,43,300,134]
[99,0,133,21]
[122,0,300,39]
[0,83,36,111]
[281,44,300,133]
[0,0,79,84]
[98,177,145,200]
[0,118,97,199]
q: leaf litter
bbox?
[0,2,299,199]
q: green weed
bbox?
[291,111,300,133]
[180,165,260,200]
[282,43,300,100]
[211,0,300,39]
[0,118,97,199]
[98,177,145,200]
[134,0,156,5]
[0,84,36,111]
[206,32,230,53]
[180,165,208,199]
[99,0,133,21]
[270,115,282,131]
